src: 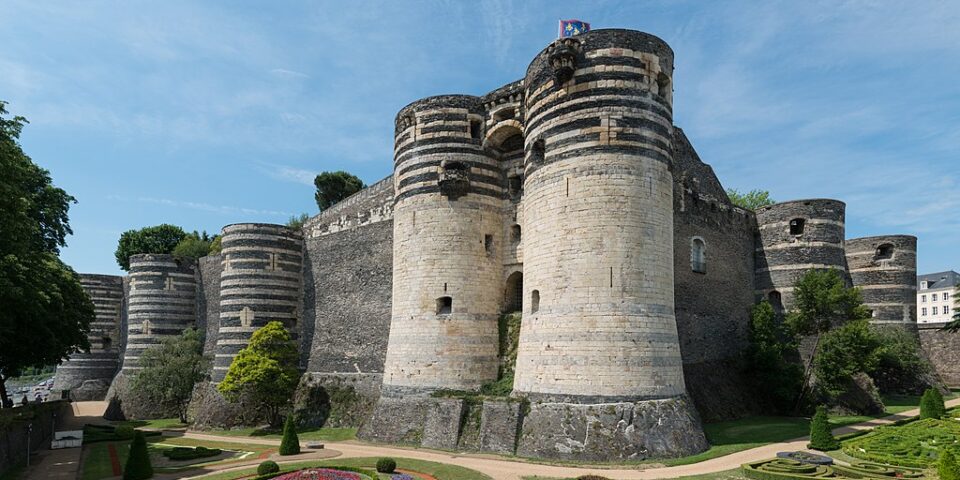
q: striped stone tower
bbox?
[846,235,918,327]
[213,223,303,382]
[380,95,504,395]
[122,254,197,373]
[52,274,123,400]
[755,199,848,311]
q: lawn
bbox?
[116,417,190,430]
[195,456,492,480]
[201,424,357,442]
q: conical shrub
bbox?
[278,415,300,456]
[808,406,840,451]
[921,388,946,419]
[123,431,153,480]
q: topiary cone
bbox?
[807,406,840,451]
[123,431,154,480]
[278,415,300,456]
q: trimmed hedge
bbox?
[742,458,925,480]
[161,446,222,461]
[842,418,960,467]
[257,461,280,475]
[808,406,840,451]
[376,457,396,473]
[278,416,300,456]
[83,424,161,444]
[123,431,153,480]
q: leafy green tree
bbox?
[943,286,960,333]
[871,326,932,391]
[115,224,188,270]
[278,415,301,455]
[807,405,840,451]
[123,431,153,479]
[744,301,804,413]
[939,449,960,480]
[786,269,871,336]
[172,231,219,263]
[314,171,364,211]
[132,328,210,423]
[813,320,881,397]
[286,213,310,230]
[725,188,775,210]
[0,101,94,408]
[217,321,299,427]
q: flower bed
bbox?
[842,418,960,468]
[261,467,377,480]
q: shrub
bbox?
[940,450,960,480]
[115,425,135,439]
[278,415,300,456]
[257,460,280,475]
[920,388,946,419]
[376,457,397,473]
[123,431,153,480]
[807,406,840,451]
[576,476,611,480]
[161,446,222,461]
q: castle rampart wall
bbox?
[53,274,123,401]
[846,235,917,326]
[918,323,960,387]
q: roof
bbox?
[917,270,960,290]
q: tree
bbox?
[744,301,804,413]
[132,328,210,423]
[172,231,219,263]
[939,449,960,480]
[278,415,301,455]
[807,405,840,451]
[286,213,310,230]
[920,388,947,419]
[115,224,188,270]
[217,321,299,427]
[942,286,960,333]
[0,101,94,408]
[725,188,775,210]
[314,171,364,211]
[123,431,153,479]
[786,269,871,336]
[813,320,881,397]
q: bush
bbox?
[161,446,222,461]
[940,450,960,480]
[576,476,611,480]
[278,415,300,456]
[122,431,153,480]
[257,460,280,475]
[376,457,397,473]
[920,388,946,419]
[807,406,840,451]
[114,425,135,439]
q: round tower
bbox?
[53,274,123,400]
[846,235,917,326]
[213,223,303,381]
[381,94,504,394]
[755,199,847,311]
[514,29,684,402]
[122,254,197,373]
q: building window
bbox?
[921,295,927,303]
[789,218,805,235]
[921,307,927,316]
[933,306,939,315]
[946,305,951,315]
[504,272,523,313]
[921,281,928,289]
[531,290,540,313]
[768,291,783,313]
[875,244,894,260]
[508,175,523,198]
[484,234,494,255]
[530,139,545,164]
[469,119,482,140]
[944,292,950,301]
[690,237,706,273]
[933,293,938,301]
[436,296,452,315]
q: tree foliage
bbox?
[278,415,301,455]
[725,188,775,210]
[286,213,310,230]
[786,269,871,336]
[744,301,804,413]
[813,320,882,397]
[172,231,219,263]
[943,286,960,333]
[0,101,94,408]
[132,328,210,423]
[920,388,946,419]
[123,431,154,480]
[807,405,840,451]
[314,171,364,211]
[115,224,188,270]
[217,321,299,427]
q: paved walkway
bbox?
[68,398,960,480]
[21,401,110,479]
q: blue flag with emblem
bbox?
[558,19,590,38]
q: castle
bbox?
[52,29,960,461]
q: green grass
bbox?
[81,441,130,480]
[203,425,358,442]
[115,417,189,429]
[195,456,492,480]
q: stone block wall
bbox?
[846,235,917,326]
[918,323,960,387]
[0,402,66,477]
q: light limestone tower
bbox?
[381,95,504,395]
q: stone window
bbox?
[164,276,175,291]
[102,337,112,351]
[875,244,894,260]
[690,237,706,273]
[494,108,516,122]
[484,234,494,255]
[768,291,783,313]
[511,224,522,243]
[508,174,523,198]
[436,296,452,315]
[656,72,671,98]
[470,119,482,140]
[530,139,545,164]
[531,290,540,313]
[789,218,805,235]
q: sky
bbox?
[1,0,958,276]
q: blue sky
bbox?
[2,1,957,276]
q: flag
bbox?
[558,19,590,38]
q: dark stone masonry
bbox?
[52,27,953,463]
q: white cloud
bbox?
[127,196,293,217]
